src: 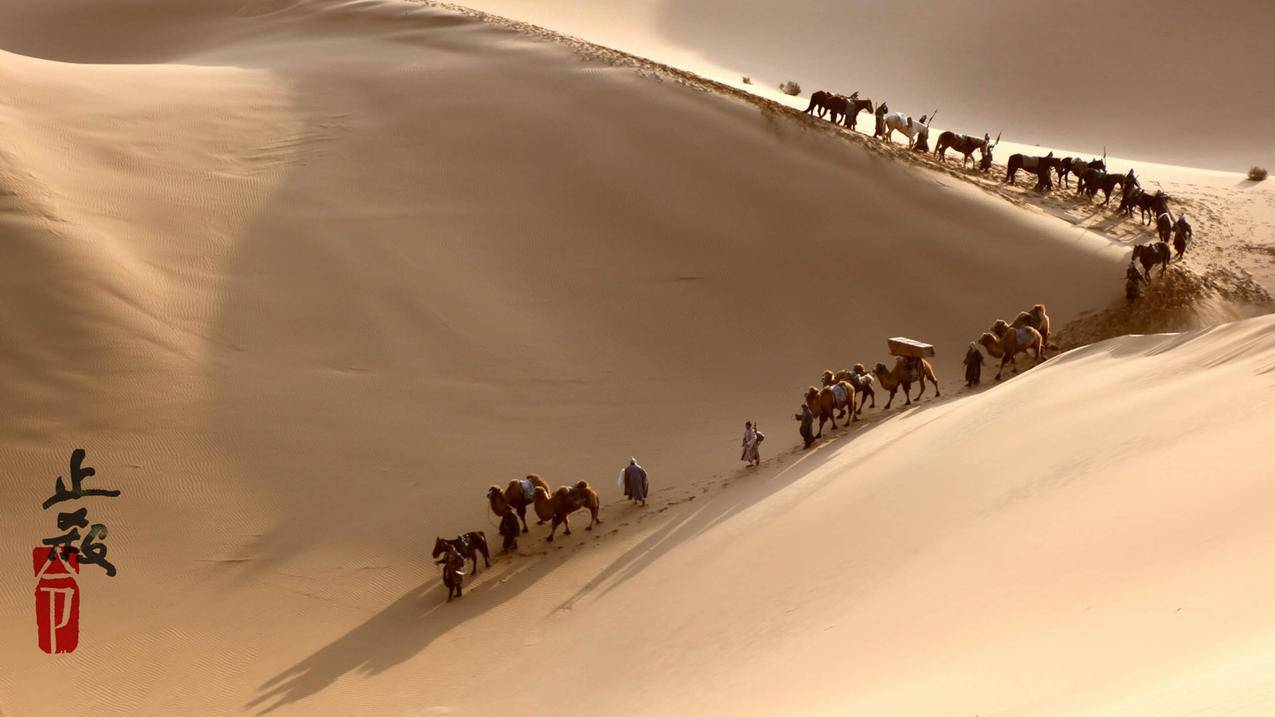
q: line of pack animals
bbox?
[803,91,1194,301]
[797,304,1051,439]
[431,474,602,601]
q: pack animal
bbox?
[935,131,1000,171]
[871,357,939,409]
[433,533,490,576]
[1005,152,1058,189]
[1132,242,1171,280]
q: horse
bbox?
[1155,210,1174,243]
[435,544,465,602]
[1004,152,1057,187]
[433,533,491,575]
[1145,190,1171,226]
[1172,214,1193,260]
[1132,242,1171,280]
[1086,168,1138,206]
[1128,188,1167,225]
[1056,157,1105,188]
[805,89,846,123]
[839,94,876,131]
[804,91,873,129]
[878,107,935,150]
[935,130,1000,170]
[1118,185,1143,216]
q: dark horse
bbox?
[1086,168,1138,206]
[1081,165,1142,204]
[1127,188,1169,225]
[432,533,490,575]
[804,90,874,130]
[1056,157,1105,188]
[935,130,1000,170]
[1132,242,1171,280]
[1155,210,1174,243]
[1172,214,1193,260]
[435,543,465,601]
[1005,152,1058,188]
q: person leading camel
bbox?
[795,403,815,449]
[623,458,649,507]
[963,342,985,387]
[498,510,520,553]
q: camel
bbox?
[978,324,1043,380]
[1010,304,1052,356]
[846,364,877,413]
[543,481,602,542]
[830,366,875,415]
[486,474,551,532]
[804,382,852,438]
[872,357,939,409]
[820,370,863,420]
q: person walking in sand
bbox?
[622,458,649,507]
[963,342,985,387]
[795,404,815,449]
[741,421,763,467]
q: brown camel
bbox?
[804,382,853,438]
[544,481,602,542]
[872,357,940,409]
[978,325,1043,380]
[485,474,551,533]
[820,370,862,420]
[1010,304,1052,356]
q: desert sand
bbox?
[0,1,1272,715]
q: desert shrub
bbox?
[1249,166,1268,181]
[742,76,752,85]
[778,80,801,96]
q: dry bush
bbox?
[1248,166,1268,181]
[778,80,801,96]
[742,76,752,85]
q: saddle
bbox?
[830,383,850,405]
[519,478,536,501]
[458,534,471,552]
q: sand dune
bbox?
[0,0,1270,715]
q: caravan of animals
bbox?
[804,89,1194,302]
[436,87,1187,602]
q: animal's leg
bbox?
[587,506,599,529]
[480,539,491,568]
[562,514,572,536]
[883,389,894,410]
[517,504,529,533]
[546,517,560,542]
[470,552,479,575]
[903,382,913,405]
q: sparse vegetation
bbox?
[778,80,801,96]
[741,76,752,85]
[1248,166,1268,182]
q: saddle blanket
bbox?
[830,383,850,405]
[519,479,536,501]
